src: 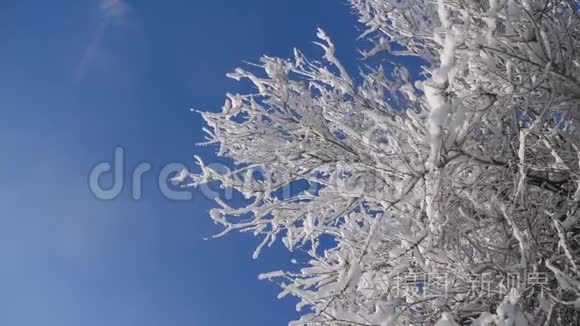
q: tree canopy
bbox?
[178,0,580,324]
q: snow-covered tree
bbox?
[178,0,580,324]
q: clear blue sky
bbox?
[0,1,362,325]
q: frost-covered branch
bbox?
[181,0,580,324]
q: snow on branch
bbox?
[180,0,580,324]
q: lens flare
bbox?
[75,0,133,82]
